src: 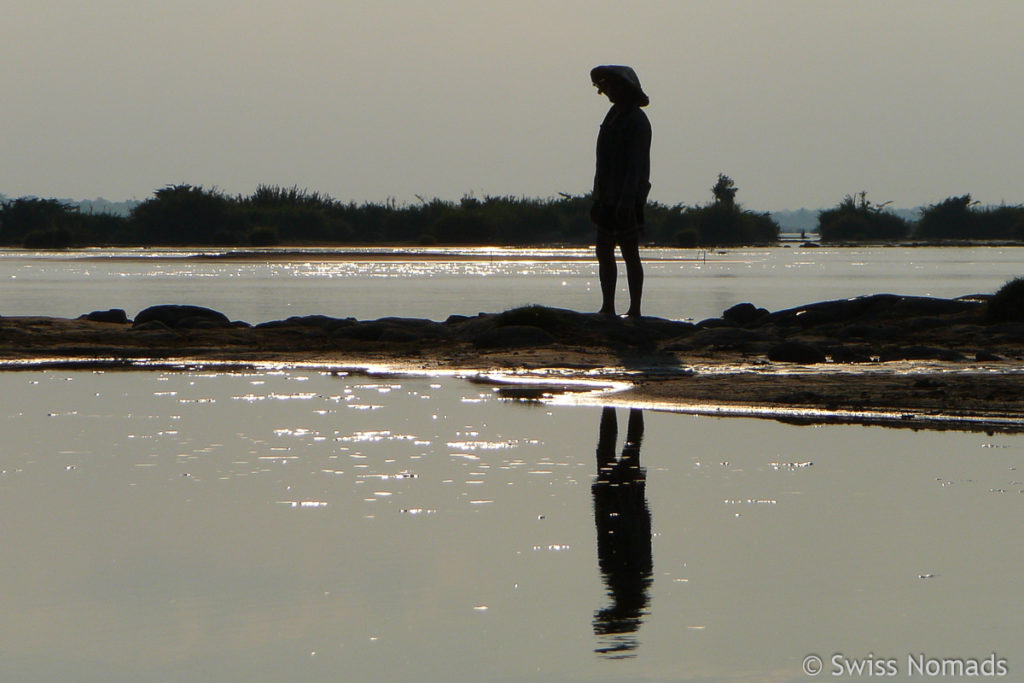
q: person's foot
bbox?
[598,308,616,317]
[624,309,642,320]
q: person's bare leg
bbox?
[596,235,617,315]
[620,238,643,318]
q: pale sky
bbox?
[3,0,1023,210]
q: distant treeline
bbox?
[2,181,1022,248]
[0,176,777,248]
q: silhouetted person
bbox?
[592,407,653,658]
[590,65,651,319]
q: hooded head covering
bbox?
[590,65,649,107]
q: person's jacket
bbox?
[593,103,651,223]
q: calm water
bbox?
[2,245,1022,323]
[2,368,1022,681]
[3,247,1023,680]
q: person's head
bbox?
[591,65,649,107]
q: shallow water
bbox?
[2,369,1022,681]
[2,245,1021,323]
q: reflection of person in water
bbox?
[592,407,653,657]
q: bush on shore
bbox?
[643,174,780,247]
[818,192,911,242]
[916,194,1024,241]
[987,277,1024,323]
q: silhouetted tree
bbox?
[711,173,738,209]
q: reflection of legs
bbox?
[592,406,652,657]
[622,408,644,466]
[619,238,644,318]
[596,406,618,476]
[596,234,617,316]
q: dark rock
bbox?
[767,341,827,364]
[685,326,777,349]
[452,307,575,342]
[988,322,1024,341]
[695,317,733,329]
[334,317,451,343]
[902,317,960,332]
[495,305,576,331]
[448,314,501,342]
[279,327,328,340]
[722,302,769,326]
[131,320,171,331]
[376,317,449,336]
[134,305,230,329]
[770,294,983,329]
[473,325,555,349]
[770,294,902,327]
[885,297,981,319]
[334,323,416,343]
[80,309,129,324]
[450,306,692,349]
[255,315,356,332]
[835,324,900,341]
[176,317,232,330]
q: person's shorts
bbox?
[593,204,643,246]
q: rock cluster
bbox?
[57,293,1020,365]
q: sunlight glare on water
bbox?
[2,246,1022,322]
